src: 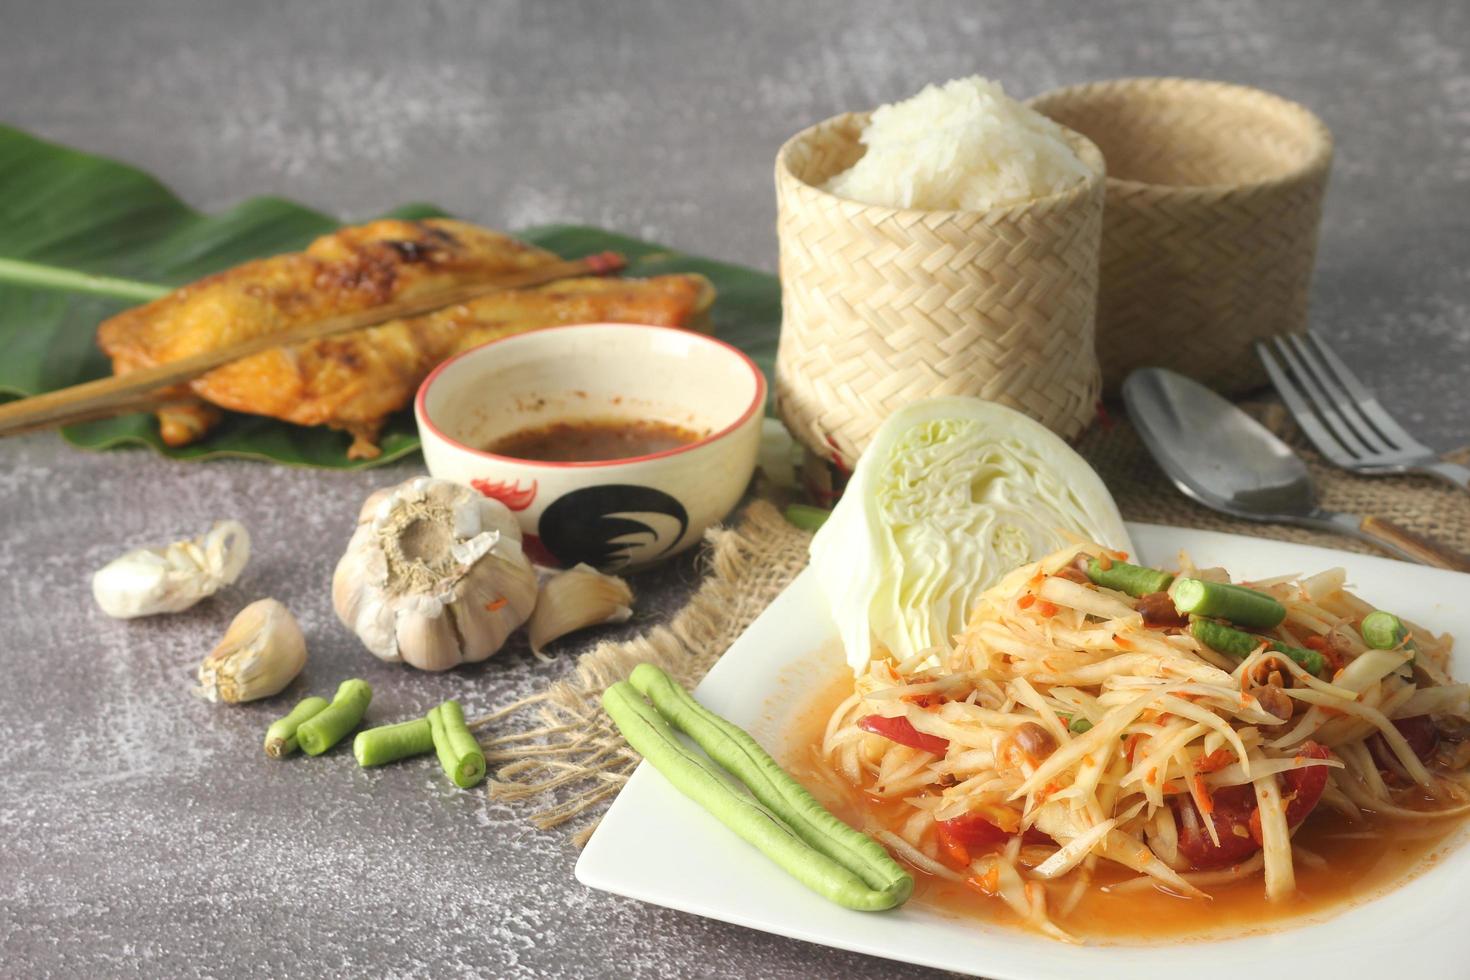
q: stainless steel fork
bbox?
[1256,331,1470,492]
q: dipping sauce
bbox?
[486,417,705,462]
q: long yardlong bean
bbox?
[603,678,910,911]
[629,664,910,899]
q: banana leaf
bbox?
[0,124,780,469]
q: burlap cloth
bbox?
[483,403,1470,844]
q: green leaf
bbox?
[0,125,780,469]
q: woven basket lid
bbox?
[1029,77,1333,395]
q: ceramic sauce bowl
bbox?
[415,323,765,571]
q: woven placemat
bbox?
[486,404,1470,842]
[481,499,813,843]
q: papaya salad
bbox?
[818,542,1470,941]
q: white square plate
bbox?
[577,524,1470,979]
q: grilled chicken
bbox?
[97,218,715,457]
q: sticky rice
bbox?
[824,76,1092,211]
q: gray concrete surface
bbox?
[1,1,1467,977]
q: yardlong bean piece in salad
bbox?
[822,542,1470,941]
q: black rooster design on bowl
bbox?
[537,484,690,571]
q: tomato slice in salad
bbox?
[1282,742,1333,825]
[857,714,950,754]
[935,811,1054,868]
[1175,741,1332,870]
[937,812,1011,850]
[1176,783,1261,869]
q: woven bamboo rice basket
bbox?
[1028,77,1333,395]
[773,112,1106,470]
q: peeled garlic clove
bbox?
[93,520,251,619]
[527,563,634,659]
[196,598,306,703]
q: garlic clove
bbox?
[94,520,251,619]
[473,494,524,543]
[92,550,171,619]
[527,563,635,659]
[196,598,306,703]
[356,486,397,524]
[393,597,464,672]
[202,520,251,587]
[451,553,539,663]
[332,524,389,645]
[330,533,366,626]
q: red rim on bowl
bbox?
[414,322,768,469]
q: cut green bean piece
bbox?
[1361,611,1410,651]
[627,664,911,906]
[427,707,454,779]
[440,701,486,788]
[1190,619,1325,676]
[1190,619,1260,658]
[604,678,909,912]
[784,504,832,532]
[1069,716,1094,735]
[1171,578,1286,629]
[1269,642,1325,677]
[296,679,372,756]
[264,696,329,759]
[427,700,486,789]
[1086,559,1173,598]
[354,718,434,768]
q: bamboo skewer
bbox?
[0,251,625,437]
[0,396,173,436]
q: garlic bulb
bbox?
[196,598,307,703]
[526,563,634,659]
[92,520,251,619]
[332,477,537,671]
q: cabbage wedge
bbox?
[809,397,1131,672]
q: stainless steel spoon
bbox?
[1121,368,1470,571]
